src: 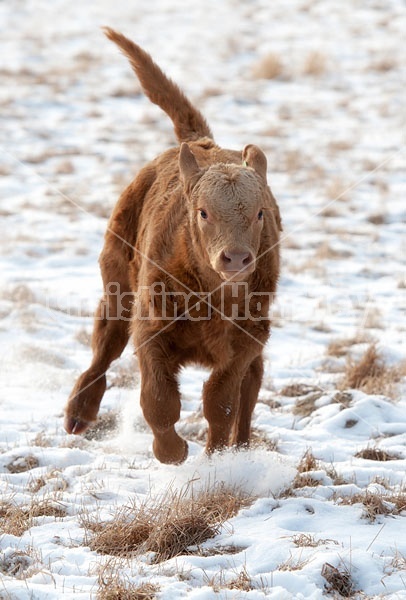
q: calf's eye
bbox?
[199,209,208,220]
[257,210,263,220]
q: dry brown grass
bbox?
[388,551,406,572]
[355,446,400,462]
[75,327,92,346]
[302,50,327,76]
[335,489,406,522]
[321,561,355,597]
[328,140,353,153]
[28,469,68,493]
[32,431,52,447]
[283,149,304,173]
[229,566,254,591]
[200,544,247,557]
[292,533,338,548]
[339,344,405,397]
[0,502,33,536]
[297,450,319,473]
[370,55,398,72]
[314,241,352,260]
[362,306,384,330]
[277,552,309,572]
[281,383,322,397]
[324,178,350,203]
[0,548,43,580]
[331,391,353,409]
[84,484,252,562]
[292,450,322,488]
[0,499,66,536]
[96,565,159,600]
[204,564,269,595]
[368,212,387,225]
[292,391,324,418]
[252,53,285,80]
[327,334,374,358]
[311,322,332,333]
[6,454,39,473]
[250,428,279,452]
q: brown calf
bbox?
[64,28,282,464]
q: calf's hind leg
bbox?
[64,242,132,434]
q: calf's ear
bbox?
[179,143,202,192]
[242,144,267,181]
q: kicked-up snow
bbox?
[0,0,405,598]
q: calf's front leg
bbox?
[137,338,187,464]
[203,366,245,453]
[203,354,263,453]
[230,355,263,447]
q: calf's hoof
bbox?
[64,371,107,435]
[64,415,93,435]
[153,433,188,465]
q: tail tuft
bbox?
[103,27,213,143]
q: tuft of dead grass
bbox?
[278,551,309,572]
[339,344,405,397]
[75,327,92,346]
[0,502,32,536]
[84,484,252,562]
[336,489,406,522]
[199,544,247,557]
[281,383,322,397]
[252,53,285,80]
[292,533,339,548]
[6,454,39,473]
[302,50,327,76]
[292,391,324,418]
[368,212,387,225]
[32,431,52,447]
[297,450,319,473]
[28,469,68,494]
[0,548,43,580]
[331,391,353,409]
[292,450,322,488]
[0,499,66,536]
[250,428,279,452]
[324,178,350,203]
[388,551,406,572]
[370,55,398,72]
[362,306,384,330]
[229,566,254,592]
[355,446,400,462]
[321,562,355,597]
[97,566,159,600]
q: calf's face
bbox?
[180,143,269,282]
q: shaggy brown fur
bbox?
[64,28,282,464]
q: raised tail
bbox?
[103,27,213,143]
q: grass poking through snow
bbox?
[339,344,405,397]
[83,484,252,563]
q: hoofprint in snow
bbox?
[0,0,405,598]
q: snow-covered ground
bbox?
[0,0,405,598]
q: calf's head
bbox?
[180,143,271,282]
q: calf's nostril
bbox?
[221,250,254,270]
